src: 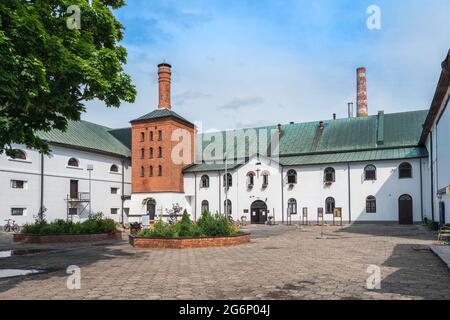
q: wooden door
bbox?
[70,180,78,199]
[399,195,413,225]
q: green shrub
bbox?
[135,210,240,239]
[21,213,117,235]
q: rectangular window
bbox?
[68,208,78,215]
[150,131,154,141]
[11,208,26,216]
[140,132,145,142]
[111,208,118,215]
[111,187,119,194]
[11,180,26,189]
[158,130,162,141]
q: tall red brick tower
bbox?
[356,67,368,117]
[130,63,195,194]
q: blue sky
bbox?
[83,0,450,131]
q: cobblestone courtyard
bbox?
[0,224,449,300]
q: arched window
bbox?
[201,200,209,213]
[324,167,335,183]
[364,165,377,181]
[150,131,154,141]
[11,149,27,160]
[288,198,297,215]
[140,148,145,159]
[247,171,255,187]
[140,132,145,142]
[287,169,297,184]
[158,165,162,176]
[68,158,79,167]
[110,164,119,173]
[224,199,232,215]
[366,196,376,213]
[262,170,269,187]
[149,147,154,159]
[399,162,412,179]
[200,175,209,188]
[223,173,232,187]
[158,146,162,158]
[149,166,153,177]
[140,166,145,177]
[325,197,335,214]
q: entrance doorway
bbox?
[439,201,446,225]
[146,199,156,221]
[250,200,268,224]
[398,194,413,225]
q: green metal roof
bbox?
[279,147,428,166]
[130,108,194,126]
[183,162,242,173]
[186,110,429,171]
[37,120,131,157]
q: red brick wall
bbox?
[14,232,122,244]
[130,233,251,249]
[131,118,195,193]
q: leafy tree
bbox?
[0,0,136,155]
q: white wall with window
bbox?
[0,144,131,225]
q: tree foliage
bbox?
[0,0,136,155]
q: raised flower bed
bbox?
[130,210,250,249]
[14,213,121,244]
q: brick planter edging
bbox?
[13,232,122,244]
[129,233,251,249]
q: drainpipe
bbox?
[39,152,44,221]
[281,167,285,224]
[430,131,435,222]
[121,159,125,227]
[347,162,352,224]
[218,171,221,213]
[194,173,197,221]
[419,158,424,222]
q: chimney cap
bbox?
[158,62,172,68]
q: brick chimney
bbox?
[158,63,172,109]
[356,67,368,117]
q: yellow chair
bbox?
[438,225,450,244]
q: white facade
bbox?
[0,144,131,225]
[422,85,450,225]
[180,156,423,224]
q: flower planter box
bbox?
[13,232,122,244]
[129,233,251,249]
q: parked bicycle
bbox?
[3,219,20,233]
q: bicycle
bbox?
[3,219,20,233]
